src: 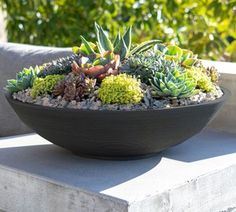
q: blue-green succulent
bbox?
[5,66,39,93]
[150,68,197,98]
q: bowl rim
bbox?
[5,86,230,113]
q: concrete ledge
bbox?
[0,166,127,212]
[0,130,236,211]
[202,60,236,134]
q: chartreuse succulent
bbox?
[31,75,64,98]
[155,44,198,67]
[5,66,39,93]
[98,74,143,104]
[150,69,197,98]
[186,67,215,92]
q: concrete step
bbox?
[0,129,236,212]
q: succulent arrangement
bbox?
[6,23,223,110]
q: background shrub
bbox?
[0,0,235,61]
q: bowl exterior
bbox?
[5,88,229,159]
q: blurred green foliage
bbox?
[0,0,236,61]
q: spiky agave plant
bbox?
[73,22,161,60]
[5,66,39,93]
[150,68,197,98]
[37,23,161,80]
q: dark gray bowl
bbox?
[5,88,229,159]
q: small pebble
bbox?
[12,86,224,111]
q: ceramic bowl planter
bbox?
[5,88,228,159]
[5,23,228,159]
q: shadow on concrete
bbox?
[0,143,161,192]
[162,129,236,162]
[0,129,235,193]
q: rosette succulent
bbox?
[150,69,197,98]
[5,66,39,93]
[121,51,176,84]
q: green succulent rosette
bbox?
[150,69,197,98]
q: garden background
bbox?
[0,0,235,61]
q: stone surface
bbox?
[0,130,236,211]
[12,85,223,110]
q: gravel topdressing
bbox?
[12,85,224,111]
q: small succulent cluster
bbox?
[186,67,215,92]
[5,22,221,109]
[31,75,64,98]
[53,72,96,101]
[6,66,39,93]
[155,44,198,67]
[206,66,220,83]
[98,74,143,104]
[151,69,197,98]
[121,51,176,84]
[38,55,81,78]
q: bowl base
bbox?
[71,151,160,161]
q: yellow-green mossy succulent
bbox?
[31,74,64,98]
[186,67,215,92]
[98,74,143,104]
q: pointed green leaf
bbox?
[95,22,105,53]
[120,37,128,60]
[123,26,132,51]
[113,32,121,48]
[114,39,122,55]
[96,41,104,54]
[114,37,128,60]
[130,40,161,55]
[80,35,95,55]
[95,23,113,51]
[79,43,90,55]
